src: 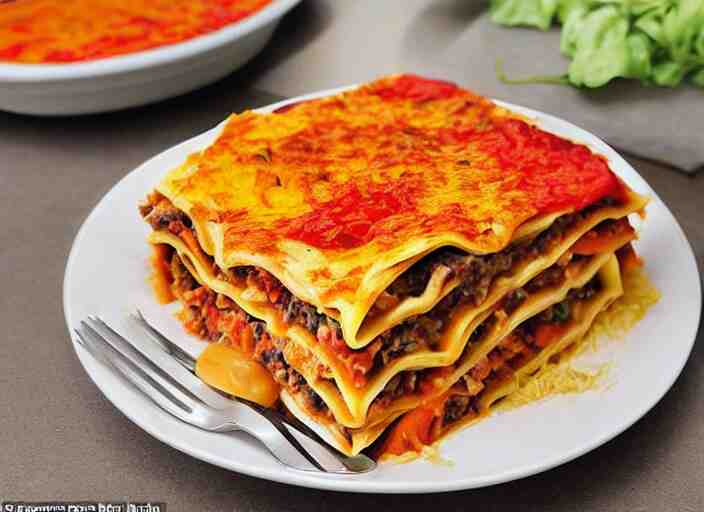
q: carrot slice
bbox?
[380,391,453,456]
[178,229,201,256]
[381,407,437,456]
[534,323,568,348]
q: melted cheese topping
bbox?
[0,0,271,63]
[164,75,624,256]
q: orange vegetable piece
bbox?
[381,407,436,456]
[534,323,568,348]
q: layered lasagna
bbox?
[139,74,649,458]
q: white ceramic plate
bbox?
[0,0,301,115]
[63,87,701,493]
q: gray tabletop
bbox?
[1,2,703,510]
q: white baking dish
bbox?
[0,0,300,115]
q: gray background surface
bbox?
[1,1,703,510]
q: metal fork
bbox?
[74,314,375,474]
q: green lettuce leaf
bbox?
[652,60,689,85]
[567,6,631,87]
[490,0,704,88]
[489,0,559,30]
[691,67,704,85]
[626,31,655,78]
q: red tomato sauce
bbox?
[474,118,625,213]
[372,74,461,102]
[282,180,423,251]
[0,0,272,64]
[276,76,624,252]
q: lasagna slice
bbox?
[138,74,652,459]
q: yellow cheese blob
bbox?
[196,343,280,407]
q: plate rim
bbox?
[63,85,702,493]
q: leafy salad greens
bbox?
[490,0,704,88]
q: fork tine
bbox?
[75,327,197,423]
[81,319,204,415]
[131,315,345,439]
[75,326,108,363]
[131,311,333,438]
[77,325,327,471]
[132,309,197,372]
[79,318,375,473]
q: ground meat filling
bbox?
[234,266,331,336]
[499,255,577,315]
[375,273,602,422]
[139,192,192,233]
[255,339,329,415]
[502,288,528,316]
[168,252,332,418]
[369,320,488,415]
[442,395,474,426]
[384,197,614,306]
[386,248,514,303]
[438,276,604,428]
[534,277,601,327]
[171,251,198,295]
[277,255,570,386]
[370,258,577,412]
[380,272,606,450]
[526,264,567,293]
[371,371,421,410]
